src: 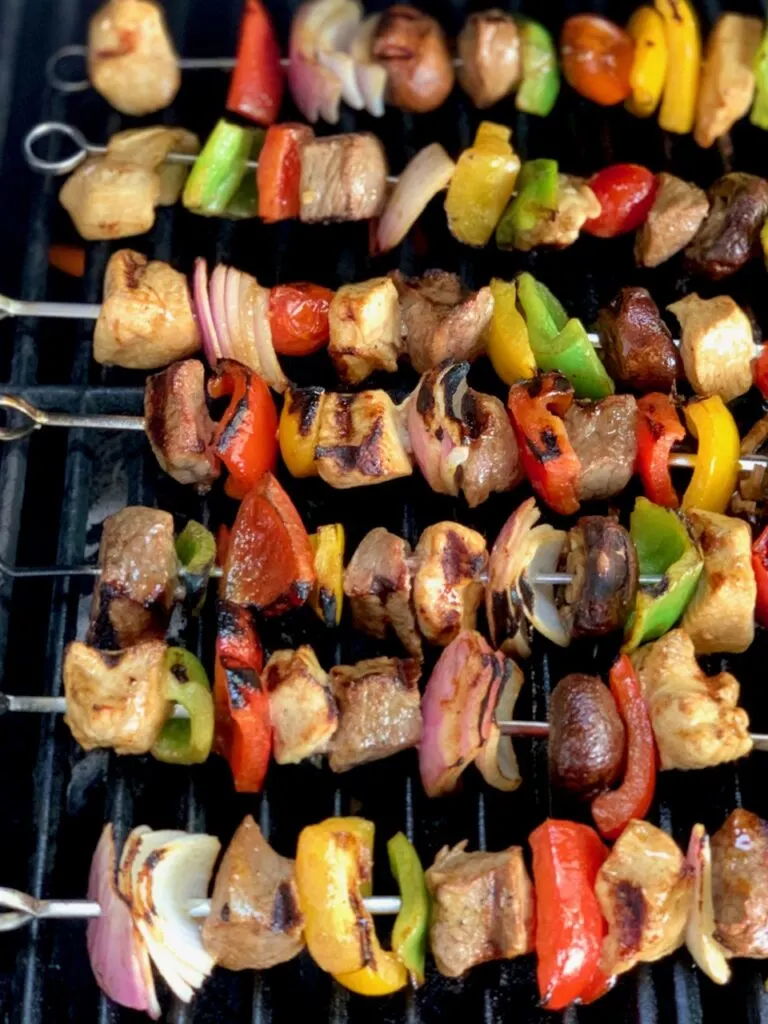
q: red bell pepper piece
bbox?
[591,655,657,841]
[268,282,334,356]
[257,123,314,223]
[635,392,686,509]
[507,372,582,516]
[752,524,768,628]
[208,359,279,501]
[529,819,610,1010]
[226,0,284,126]
[223,471,316,615]
[583,164,658,238]
[754,344,768,398]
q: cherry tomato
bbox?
[583,164,657,238]
[560,15,634,106]
[754,344,768,399]
[268,282,334,357]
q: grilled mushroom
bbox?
[373,6,455,113]
[457,11,520,108]
[597,287,683,393]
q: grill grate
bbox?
[1,0,768,1022]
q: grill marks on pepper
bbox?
[526,425,563,465]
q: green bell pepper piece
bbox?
[751,26,768,130]
[516,20,560,117]
[183,120,257,216]
[496,158,559,251]
[388,832,428,985]
[516,273,614,399]
[175,520,217,615]
[622,497,703,652]
[151,647,214,765]
[222,129,265,220]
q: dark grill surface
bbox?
[1,0,768,1021]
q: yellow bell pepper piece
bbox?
[682,396,740,514]
[484,279,536,383]
[626,6,668,117]
[335,951,409,996]
[654,0,701,134]
[309,523,345,627]
[278,386,324,478]
[444,121,520,248]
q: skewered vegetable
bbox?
[625,6,667,117]
[635,393,686,508]
[444,121,519,248]
[560,15,633,106]
[682,395,741,514]
[654,0,701,134]
[456,11,520,109]
[583,163,657,238]
[226,0,284,126]
[308,523,345,628]
[150,648,214,766]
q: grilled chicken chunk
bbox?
[263,647,338,764]
[457,10,520,108]
[517,175,601,250]
[668,294,754,403]
[462,390,522,507]
[426,841,535,977]
[711,808,768,958]
[390,270,493,373]
[63,640,170,755]
[681,510,756,654]
[202,816,304,971]
[88,507,179,650]
[694,15,763,149]
[94,250,201,369]
[412,522,487,645]
[105,126,199,206]
[685,172,768,280]
[88,0,180,116]
[315,390,412,488]
[597,286,683,393]
[328,657,421,772]
[564,395,637,502]
[596,820,693,977]
[343,527,421,658]
[144,360,219,490]
[299,134,388,223]
[632,629,752,771]
[635,173,710,269]
[328,277,403,385]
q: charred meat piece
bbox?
[328,277,403,385]
[390,270,493,374]
[88,0,180,116]
[632,629,752,771]
[596,820,693,977]
[144,359,219,490]
[202,816,304,970]
[412,522,488,645]
[461,389,522,508]
[635,173,710,269]
[94,249,201,369]
[711,808,768,958]
[264,647,338,765]
[372,6,455,113]
[668,293,754,403]
[517,175,601,251]
[457,10,520,108]
[685,172,768,280]
[315,390,412,488]
[694,15,763,150]
[597,287,682,393]
[426,841,535,977]
[564,395,637,502]
[548,674,625,800]
[328,657,421,772]
[88,507,179,650]
[343,527,421,658]
[63,640,170,755]
[299,134,388,223]
[559,517,638,638]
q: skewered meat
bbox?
[144,360,219,491]
[390,270,493,374]
[635,173,710,269]
[343,527,421,658]
[694,15,763,149]
[425,841,534,978]
[94,250,201,369]
[631,629,752,771]
[60,158,160,241]
[88,0,180,116]
[548,674,625,799]
[516,175,601,251]
[88,507,179,650]
[597,287,683,392]
[461,390,522,507]
[457,11,520,108]
[564,395,638,502]
[681,510,756,654]
[299,133,388,223]
[596,820,693,977]
[667,294,754,403]
[685,172,768,280]
[328,277,403,385]
[103,126,199,205]
[328,657,421,772]
[202,816,304,971]
[372,6,455,113]
[264,647,338,765]
[63,640,170,755]
[711,808,768,958]
[412,522,487,645]
[314,390,412,488]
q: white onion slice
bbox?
[349,14,386,116]
[474,657,524,792]
[318,51,364,109]
[251,280,288,393]
[685,824,732,985]
[193,258,221,367]
[377,144,456,254]
[209,264,232,359]
[519,527,569,647]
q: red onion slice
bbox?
[377,144,456,254]
[193,258,221,367]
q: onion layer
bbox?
[289,0,367,123]
[474,656,524,792]
[407,362,470,496]
[193,258,221,366]
[685,824,732,985]
[377,144,456,254]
